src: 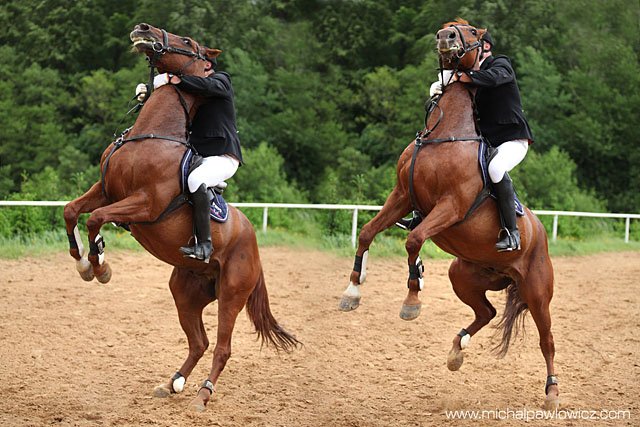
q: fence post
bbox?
[552,215,558,242]
[351,208,359,248]
[625,217,630,243]
[262,207,268,233]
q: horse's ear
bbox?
[479,28,488,40]
[204,47,222,59]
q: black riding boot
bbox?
[494,174,521,252]
[396,210,424,231]
[179,184,213,262]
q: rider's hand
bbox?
[429,81,443,97]
[153,73,172,89]
[135,83,148,102]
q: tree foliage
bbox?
[0,0,637,222]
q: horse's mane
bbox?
[442,17,469,28]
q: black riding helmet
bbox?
[205,56,217,68]
[481,31,494,48]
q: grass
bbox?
[1,226,639,260]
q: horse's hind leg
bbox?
[339,186,410,311]
[446,259,507,371]
[63,182,109,281]
[190,249,257,412]
[153,267,216,398]
[519,249,558,409]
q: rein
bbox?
[100,29,207,223]
[407,26,484,217]
[142,28,207,102]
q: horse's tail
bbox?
[492,282,528,358]
[246,269,301,352]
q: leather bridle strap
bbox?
[449,24,482,59]
[143,28,207,101]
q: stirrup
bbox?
[179,241,213,263]
[496,229,521,252]
[395,211,423,231]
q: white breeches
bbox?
[488,139,529,183]
[187,155,239,193]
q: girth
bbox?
[407,134,483,218]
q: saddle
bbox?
[181,150,229,223]
[464,140,525,221]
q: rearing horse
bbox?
[63,23,299,412]
[338,20,559,409]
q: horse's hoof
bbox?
[96,263,112,284]
[399,303,421,321]
[543,395,560,411]
[153,383,172,398]
[447,348,464,371]
[79,268,95,282]
[189,397,207,413]
[338,295,360,312]
[76,258,94,281]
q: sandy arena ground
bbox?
[0,247,638,426]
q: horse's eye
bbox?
[471,29,477,35]
[183,38,191,45]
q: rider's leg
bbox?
[180,183,213,261]
[180,155,239,262]
[488,139,528,252]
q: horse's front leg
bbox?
[402,198,462,320]
[84,192,153,283]
[63,182,109,281]
[339,186,410,311]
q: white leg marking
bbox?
[359,250,369,284]
[343,282,361,299]
[460,333,471,349]
[73,225,85,257]
[172,376,186,393]
[75,257,91,273]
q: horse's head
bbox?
[130,23,221,76]
[436,19,486,70]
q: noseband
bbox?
[448,24,482,59]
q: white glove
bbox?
[135,83,147,102]
[153,73,171,89]
[438,70,455,85]
[429,81,443,97]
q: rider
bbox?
[138,54,243,262]
[397,31,532,252]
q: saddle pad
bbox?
[478,141,525,216]
[180,149,229,223]
[209,191,229,223]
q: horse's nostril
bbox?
[448,32,456,39]
[138,23,150,32]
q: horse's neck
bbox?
[131,87,198,139]
[428,83,478,138]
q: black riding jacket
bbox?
[176,71,243,163]
[465,55,534,146]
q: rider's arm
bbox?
[174,72,233,99]
[460,57,515,88]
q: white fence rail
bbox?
[1,201,638,248]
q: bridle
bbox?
[406,24,484,220]
[448,24,482,60]
[103,28,208,201]
[144,28,208,99]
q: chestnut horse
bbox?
[63,23,299,412]
[338,20,559,409]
